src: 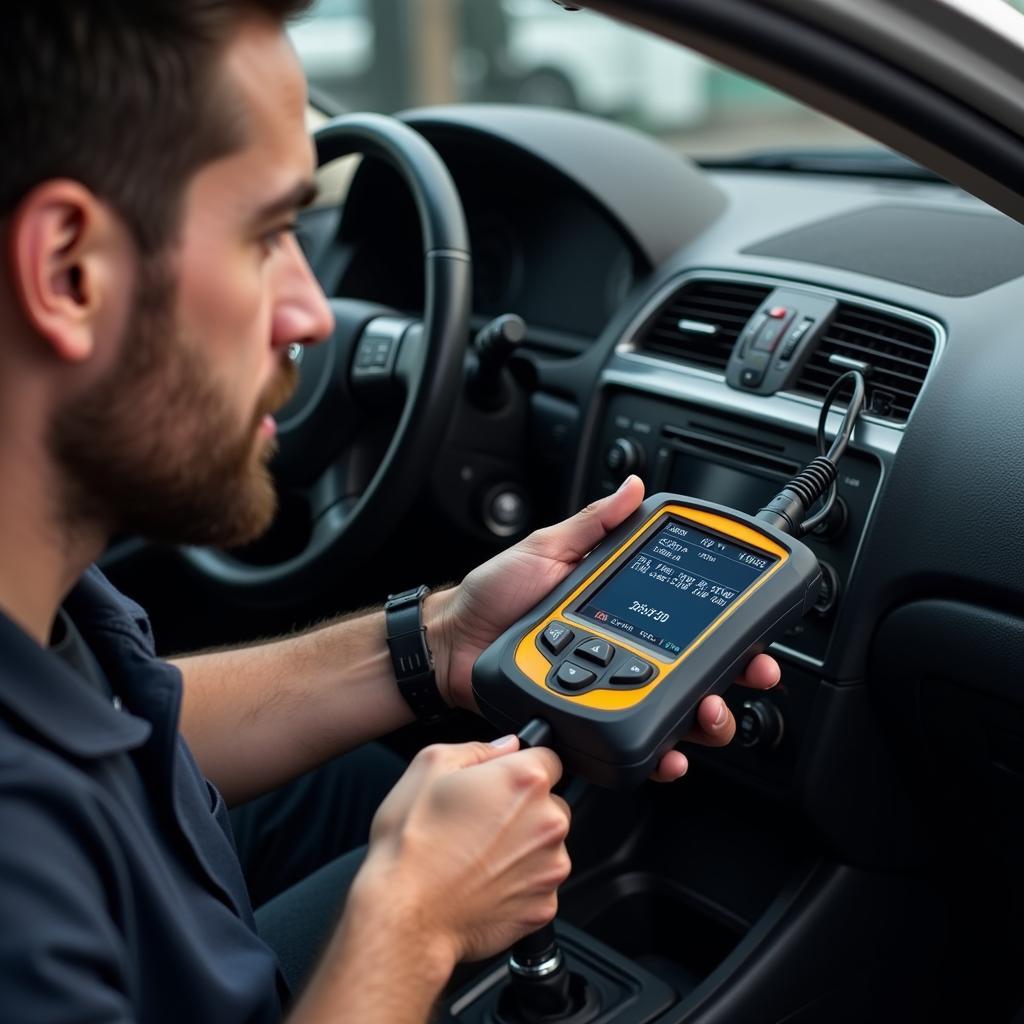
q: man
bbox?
[0,2,781,1021]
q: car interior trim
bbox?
[743,203,1024,297]
[612,267,947,437]
[590,265,949,671]
[403,105,729,268]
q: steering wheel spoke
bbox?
[392,321,427,389]
[305,460,360,521]
[349,315,419,397]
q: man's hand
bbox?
[291,738,569,1022]
[431,476,782,781]
[354,737,570,964]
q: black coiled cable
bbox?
[757,370,867,537]
[783,455,838,514]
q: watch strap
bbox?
[384,586,448,722]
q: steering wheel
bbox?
[181,113,471,605]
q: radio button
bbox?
[738,700,784,750]
[813,562,841,616]
[555,662,596,691]
[610,658,654,685]
[541,622,574,654]
[576,638,614,666]
[752,312,792,353]
[604,438,644,481]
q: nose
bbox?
[270,233,335,351]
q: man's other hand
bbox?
[432,476,782,782]
[353,737,570,965]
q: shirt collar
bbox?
[0,571,152,759]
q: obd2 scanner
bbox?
[473,494,821,787]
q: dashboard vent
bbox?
[792,305,937,422]
[634,280,772,372]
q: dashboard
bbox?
[298,104,1024,814]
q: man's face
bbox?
[52,16,334,548]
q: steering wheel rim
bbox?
[180,113,471,605]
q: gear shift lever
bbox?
[498,720,600,1024]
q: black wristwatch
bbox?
[384,585,449,722]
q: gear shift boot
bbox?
[441,922,676,1024]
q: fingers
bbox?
[649,748,689,783]
[411,736,521,775]
[513,746,564,790]
[647,656,786,780]
[411,740,563,802]
[529,475,645,564]
[680,655,779,748]
[738,653,781,690]
[685,694,736,748]
[681,655,778,747]
[549,792,572,830]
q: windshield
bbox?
[290,0,869,160]
[969,0,1024,30]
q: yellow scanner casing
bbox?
[472,494,822,788]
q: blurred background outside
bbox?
[289,0,870,159]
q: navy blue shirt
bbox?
[0,568,286,1022]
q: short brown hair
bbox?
[0,0,312,253]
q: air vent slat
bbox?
[664,313,752,328]
[666,306,753,322]
[831,308,935,341]
[809,339,929,375]
[804,354,924,388]
[791,303,937,423]
[634,280,772,372]
[798,369,920,402]
[667,297,758,315]
[671,316,752,330]
[827,322,934,356]
[694,283,771,299]
[648,325,732,341]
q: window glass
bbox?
[289,0,868,158]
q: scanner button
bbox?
[541,622,574,654]
[555,662,596,691]
[575,639,614,666]
[610,658,654,685]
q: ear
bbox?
[7,180,132,364]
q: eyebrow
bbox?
[254,179,319,223]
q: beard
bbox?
[51,254,297,550]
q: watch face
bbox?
[387,585,429,608]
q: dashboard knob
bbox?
[737,700,785,750]
[811,496,848,541]
[604,438,644,478]
[813,561,841,616]
[481,482,530,538]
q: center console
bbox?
[442,271,942,1022]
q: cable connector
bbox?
[517,718,553,750]
[756,368,867,537]
[756,456,838,536]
